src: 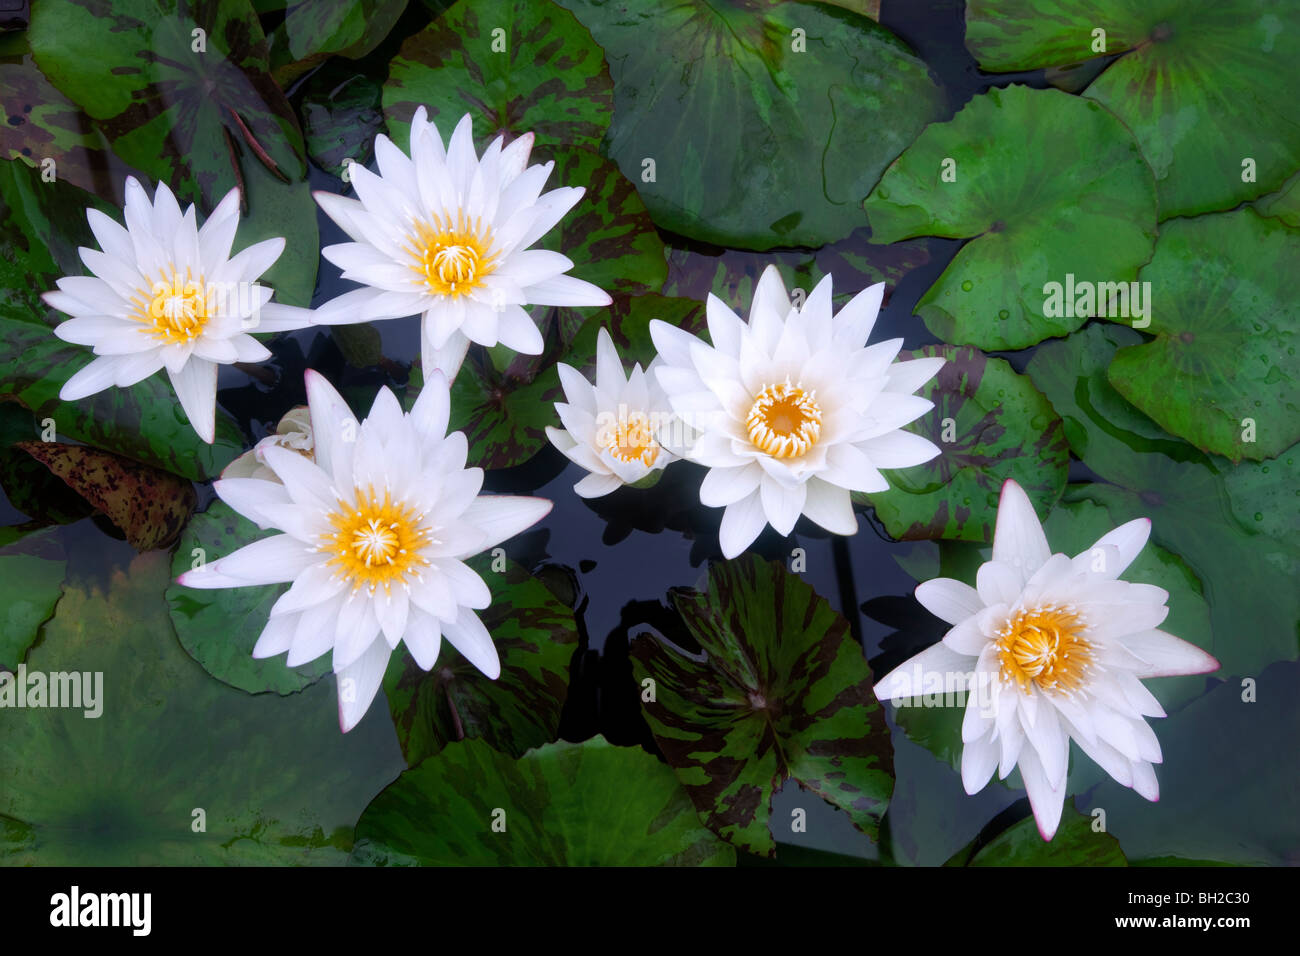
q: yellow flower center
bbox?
[319,488,431,593]
[406,211,497,297]
[132,267,210,344]
[603,411,660,467]
[995,604,1093,693]
[746,380,822,459]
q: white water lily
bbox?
[43,176,312,443]
[874,480,1219,840]
[178,369,551,732]
[546,328,677,497]
[649,265,944,558]
[311,108,611,380]
[223,405,314,482]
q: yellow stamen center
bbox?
[746,379,822,459]
[406,211,497,297]
[995,604,1092,693]
[604,411,660,467]
[132,267,210,344]
[319,488,431,593]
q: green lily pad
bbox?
[383,0,613,153]
[165,500,331,696]
[533,145,667,301]
[630,556,894,858]
[945,801,1126,866]
[300,70,385,179]
[382,555,577,764]
[0,552,405,864]
[0,159,243,480]
[662,229,931,313]
[555,0,943,250]
[1026,323,1300,676]
[284,0,407,62]
[1089,661,1300,865]
[28,0,318,305]
[18,441,196,551]
[856,345,1070,543]
[862,84,1157,350]
[351,736,736,865]
[964,0,1300,218]
[0,526,66,670]
[1107,209,1300,462]
[1255,169,1300,228]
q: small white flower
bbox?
[546,328,678,497]
[874,480,1220,840]
[312,109,611,380]
[649,265,944,558]
[178,369,552,732]
[42,177,312,443]
[223,405,314,483]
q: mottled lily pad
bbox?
[382,555,577,763]
[0,526,66,670]
[18,441,196,551]
[945,801,1126,866]
[383,0,613,152]
[1107,209,1300,462]
[351,736,736,865]
[165,500,331,696]
[300,70,385,179]
[28,0,319,304]
[630,557,894,857]
[862,85,1157,350]
[1026,323,1300,676]
[0,552,405,864]
[964,0,1300,218]
[555,0,944,249]
[856,345,1069,543]
[0,159,243,480]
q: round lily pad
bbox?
[0,526,66,670]
[964,0,1300,218]
[555,0,944,250]
[350,736,736,865]
[1107,209,1300,462]
[630,556,894,858]
[383,0,613,152]
[857,345,1069,543]
[862,84,1157,350]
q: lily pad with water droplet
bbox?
[964,0,1300,219]
[862,85,1157,350]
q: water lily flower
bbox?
[546,328,677,497]
[223,405,314,482]
[42,177,313,443]
[178,369,552,732]
[649,265,944,558]
[311,108,611,380]
[874,480,1219,840]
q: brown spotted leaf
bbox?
[17,441,196,550]
[630,556,893,858]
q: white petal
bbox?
[915,577,983,626]
[961,732,998,795]
[442,606,500,679]
[699,465,761,508]
[167,358,218,443]
[1017,743,1066,841]
[718,491,768,559]
[992,479,1051,583]
[213,534,321,585]
[459,495,551,553]
[336,635,393,732]
[800,477,858,535]
[874,640,975,700]
[1116,629,1218,678]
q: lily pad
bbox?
[0,159,244,479]
[856,345,1070,543]
[351,736,736,865]
[964,0,1300,218]
[165,500,331,696]
[945,801,1126,866]
[533,145,667,301]
[28,0,319,305]
[0,526,66,670]
[1107,209,1300,462]
[382,555,578,764]
[18,441,196,551]
[300,70,385,179]
[283,0,407,62]
[383,0,613,153]
[0,552,405,864]
[630,556,894,858]
[862,84,1157,350]
[555,0,943,250]
[1026,323,1300,676]
[1255,169,1300,228]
